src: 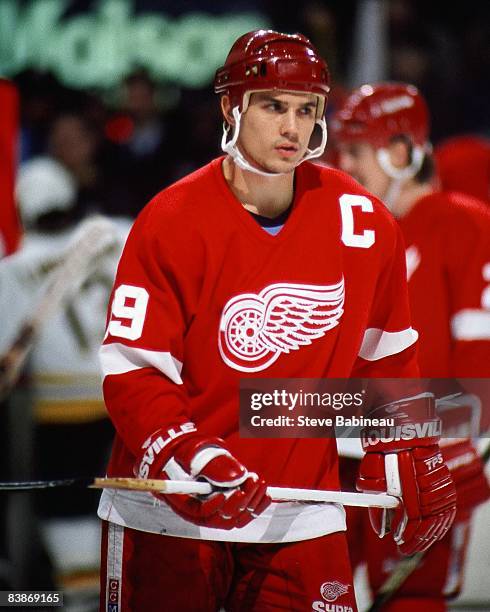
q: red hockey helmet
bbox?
[331,82,429,149]
[435,135,490,201]
[214,30,330,119]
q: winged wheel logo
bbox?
[218,279,344,372]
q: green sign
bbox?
[0,0,269,88]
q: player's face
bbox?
[336,142,391,200]
[237,91,318,174]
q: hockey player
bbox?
[0,156,129,593]
[434,134,490,204]
[98,33,456,611]
[332,83,490,611]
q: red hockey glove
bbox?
[440,438,490,517]
[135,423,271,529]
[357,394,457,555]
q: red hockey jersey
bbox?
[0,79,21,258]
[400,191,490,377]
[98,157,419,542]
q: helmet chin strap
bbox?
[376,146,426,212]
[221,106,328,177]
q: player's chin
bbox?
[271,153,303,172]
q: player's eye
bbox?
[264,101,283,112]
[299,106,314,116]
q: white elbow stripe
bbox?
[358,327,418,361]
[99,342,183,384]
[451,309,490,340]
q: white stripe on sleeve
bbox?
[451,309,490,340]
[358,327,418,361]
[99,342,183,383]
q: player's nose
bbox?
[280,109,299,140]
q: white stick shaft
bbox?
[94,478,399,509]
[268,487,399,508]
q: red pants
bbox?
[100,521,358,611]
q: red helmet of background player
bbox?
[331,82,429,149]
[214,29,330,119]
[435,135,490,202]
[331,82,431,200]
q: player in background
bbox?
[434,134,490,204]
[332,82,490,611]
[0,76,22,594]
[0,79,22,258]
[98,32,456,611]
[0,157,130,594]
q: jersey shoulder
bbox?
[130,159,219,242]
[304,162,399,232]
[150,160,217,217]
[443,190,490,220]
[411,191,490,232]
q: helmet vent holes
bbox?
[260,62,267,77]
[245,65,259,78]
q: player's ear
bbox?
[387,139,411,169]
[220,95,235,126]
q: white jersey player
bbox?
[0,156,130,588]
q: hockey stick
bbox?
[0,477,400,509]
[366,438,490,611]
[366,551,425,612]
[0,215,118,399]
